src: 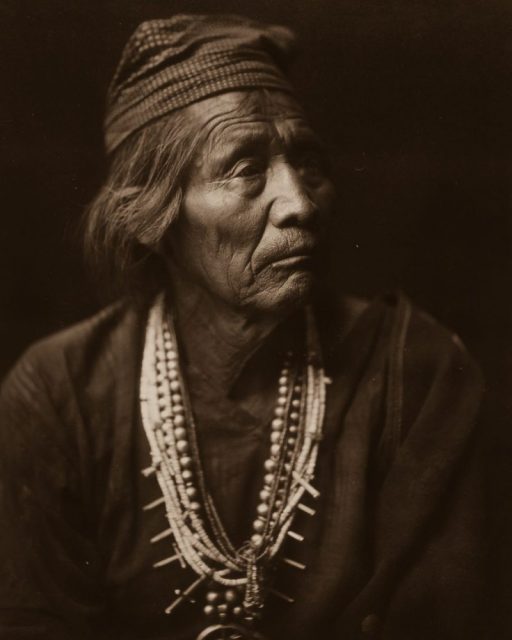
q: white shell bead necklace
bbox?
[139,292,327,631]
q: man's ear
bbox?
[135,191,182,252]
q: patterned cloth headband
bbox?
[104,14,297,154]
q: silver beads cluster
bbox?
[250,359,302,550]
[158,330,200,506]
[203,587,243,622]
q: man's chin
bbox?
[252,270,315,315]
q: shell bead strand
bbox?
[139,293,326,630]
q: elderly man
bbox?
[0,14,485,640]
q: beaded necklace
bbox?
[140,293,327,640]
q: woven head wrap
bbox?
[104,14,297,154]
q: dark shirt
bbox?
[0,292,485,639]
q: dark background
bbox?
[1,0,511,621]
[1,0,510,389]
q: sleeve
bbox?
[374,307,488,639]
[0,348,104,640]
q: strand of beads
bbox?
[159,301,306,575]
[139,293,327,620]
[145,299,249,581]
[270,307,326,555]
[143,303,228,577]
[250,356,293,549]
[159,314,243,575]
[253,365,304,549]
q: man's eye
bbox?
[232,161,265,179]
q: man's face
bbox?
[166,90,335,315]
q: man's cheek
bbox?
[215,222,258,267]
[225,249,256,293]
[202,241,243,291]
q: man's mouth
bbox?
[254,238,320,274]
[267,242,319,269]
[270,253,315,269]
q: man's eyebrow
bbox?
[206,129,270,172]
[198,122,327,175]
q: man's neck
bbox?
[167,274,283,393]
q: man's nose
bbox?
[267,161,318,228]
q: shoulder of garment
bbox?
[0,299,144,414]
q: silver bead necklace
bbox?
[139,292,327,638]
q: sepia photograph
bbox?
[0,1,510,638]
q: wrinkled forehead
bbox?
[186,90,315,155]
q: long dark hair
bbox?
[83,107,201,300]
